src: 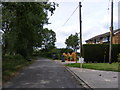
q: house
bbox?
[85,29,120,44]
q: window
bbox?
[103,37,108,42]
[96,38,100,44]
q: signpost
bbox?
[79,57,84,68]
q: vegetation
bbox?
[118,53,120,62]
[2,2,58,59]
[83,44,120,63]
[33,48,73,60]
[42,28,56,50]
[65,63,120,72]
[65,33,79,52]
[2,54,36,83]
[2,2,58,83]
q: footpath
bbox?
[55,60,119,90]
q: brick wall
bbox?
[113,32,120,44]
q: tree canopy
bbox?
[65,33,79,52]
[41,28,56,50]
[2,2,58,59]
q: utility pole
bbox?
[79,2,83,67]
[109,0,113,64]
[79,2,82,57]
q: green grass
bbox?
[65,63,120,72]
[2,56,36,83]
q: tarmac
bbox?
[3,58,84,89]
[55,60,119,90]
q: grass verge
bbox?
[2,56,36,83]
[65,63,120,72]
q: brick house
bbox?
[85,29,120,44]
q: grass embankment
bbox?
[65,63,120,72]
[2,55,36,83]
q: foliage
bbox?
[41,28,56,50]
[65,63,119,72]
[65,33,79,52]
[3,54,23,60]
[118,53,120,62]
[2,2,58,83]
[2,2,57,59]
[33,48,73,59]
[2,54,35,83]
[83,44,120,63]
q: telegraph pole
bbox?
[109,0,113,64]
[79,2,83,68]
[79,2,82,58]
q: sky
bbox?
[44,0,120,48]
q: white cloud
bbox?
[55,25,79,48]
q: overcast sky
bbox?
[44,0,120,48]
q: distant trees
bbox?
[2,2,58,59]
[65,33,79,52]
[42,28,56,50]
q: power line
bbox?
[62,5,79,27]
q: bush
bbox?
[118,53,120,62]
[14,54,23,60]
[3,54,23,61]
[3,54,14,60]
[69,56,73,61]
[33,48,73,60]
[83,44,120,63]
[2,54,33,83]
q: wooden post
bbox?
[109,0,113,64]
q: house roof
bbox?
[85,29,120,42]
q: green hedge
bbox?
[118,53,120,62]
[33,48,73,60]
[83,44,120,63]
[51,48,73,59]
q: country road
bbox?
[3,58,85,89]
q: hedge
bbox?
[33,48,73,60]
[51,48,73,60]
[83,44,120,63]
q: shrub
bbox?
[83,44,120,63]
[69,56,73,61]
[3,54,14,60]
[118,53,120,62]
[13,54,23,60]
[33,48,74,60]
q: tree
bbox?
[65,33,79,52]
[42,28,56,50]
[2,2,58,59]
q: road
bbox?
[3,58,85,89]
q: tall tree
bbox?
[42,28,56,50]
[65,33,79,52]
[2,2,58,59]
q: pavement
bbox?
[55,60,119,90]
[3,58,85,89]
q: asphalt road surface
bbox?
[3,58,85,89]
